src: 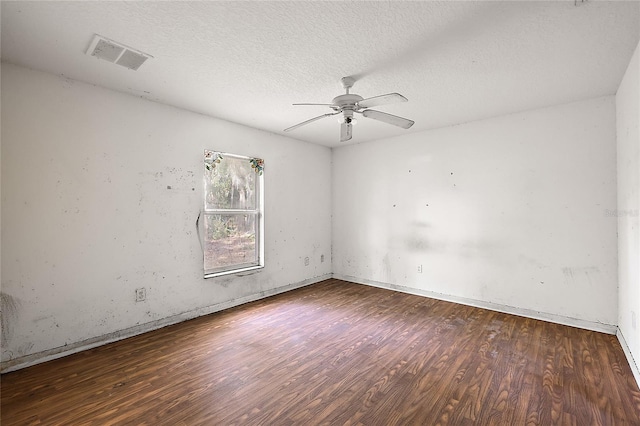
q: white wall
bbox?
[1,63,332,371]
[333,97,618,330]
[616,40,640,381]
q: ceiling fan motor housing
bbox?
[331,94,364,110]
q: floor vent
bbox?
[86,34,152,71]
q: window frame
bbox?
[202,151,264,278]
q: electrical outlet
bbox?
[321,254,325,263]
[304,256,310,266]
[417,264,423,273]
[135,287,146,302]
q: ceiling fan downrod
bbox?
[341,76,356,94]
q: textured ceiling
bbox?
[2,1,639,147]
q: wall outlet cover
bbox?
[135,288,146,302]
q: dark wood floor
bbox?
[2,279,639,425]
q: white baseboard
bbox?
[332,273,618,335]
[1,274,332,373]
[617,329,640,389]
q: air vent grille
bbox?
[86,35,152,71]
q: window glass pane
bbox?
[205,155,256,210]
[204,213,257,271]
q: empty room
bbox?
[2,1,640,424]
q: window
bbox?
[203,150,264,278]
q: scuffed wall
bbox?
[333,96,618,328]
[1,63,332,370]
[616,40,640,379]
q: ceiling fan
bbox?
[284,77,414,142]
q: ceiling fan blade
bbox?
[340,122,353,142]
[284,112,338,132]
[358,93,408,109]
[362,109,414,129]
[293,103,333,106]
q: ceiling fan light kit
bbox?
[285,77,414,142]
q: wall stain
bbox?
[1,292,21,350]
[217,277,233,288]
[562,266,600,287]
[405,236,431,252]
[412,221,431,228]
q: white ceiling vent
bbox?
[86,34,152,70]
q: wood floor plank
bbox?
[2,279,639,425]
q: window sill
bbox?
[204,265,264,279]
